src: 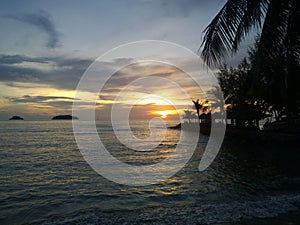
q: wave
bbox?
[41,193,300,225]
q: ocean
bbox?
[0,121,299,224]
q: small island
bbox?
[9,116,24,120]
[51,115,78,120]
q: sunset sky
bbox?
[0,0,253,120]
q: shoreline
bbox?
[169,123,300,147]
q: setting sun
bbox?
[152,110,178,119]
[161,112,167,119]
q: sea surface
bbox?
[0,121,299,224]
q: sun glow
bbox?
[152,110,178,119]
[137,95,174,106]
[161,112,167,119]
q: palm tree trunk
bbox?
[286,0,299,118]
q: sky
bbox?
[0,0,253,120]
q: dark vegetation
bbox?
[51,115,78,120]
[200,0,299,129]
[9,116,24,120]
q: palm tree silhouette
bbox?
[192,99,210,122]
[201,0,299,117]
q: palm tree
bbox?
[192,99,210,122]
[201,0,299,117]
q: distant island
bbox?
[9,116,24,120]
[51,115,78,120]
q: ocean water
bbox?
[0,121,299,225]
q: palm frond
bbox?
[200,0,266,67]
[253,0,289,70]
[232,0,267,52]
[287,0,300,65]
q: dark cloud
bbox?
[0,54,93,90]
[0,54,47,64]
[0,54,201,101]
[0,54,139,92]
[7,95,91,109]
[5,82,47,88]
[104,63,174,89]
[95,62,203,104]
[10,95,76,103]
[5,10,60,48]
